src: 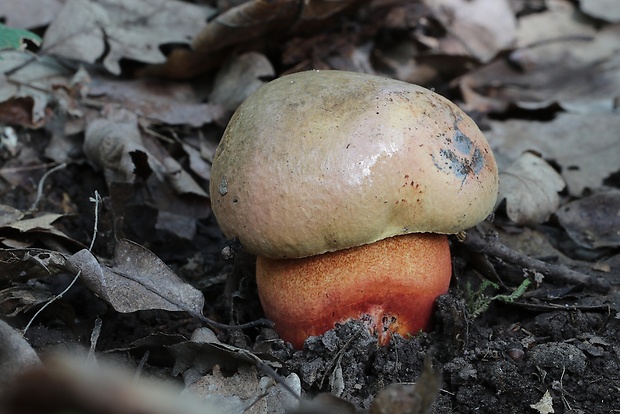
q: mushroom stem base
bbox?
[256,233,452,349]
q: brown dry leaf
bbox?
[497,152,566,225]
[209,52,275,112]
[43,0,216,75]
[141,0,298,78]
[88,78,224,127]
[170,327,282,376]
[190,364,300,413]
[530,390,554,414]
[84,108,210,240]
[421,0,516,62]
[0,0,65,30]
[143,0,361,78]
[0,204,24,226]
[370,357,441,414]
[2,355,220,414]
[0,285,55,317]
[486,113,620,196]
[0,248,68,317]
[189,365,265,412]
[460,24,620,113]
[65,239,205,314]
[516,0,596,48]
[0,248,69,282]
[556,191,620,249]
[0,51,72,127]
[0,319,42,389]
[171,328,296,412]
[579,0,620,23]
[295,393,358,414]
[84,109,148,183]
[0,212,76,248]
[84,108,208,197]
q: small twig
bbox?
[253,358,301,401]
[28,163,67,213]
[460,229,610,293]
[23,192,101,335]
[193,314,274,330]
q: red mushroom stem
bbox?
[256,233,451,349]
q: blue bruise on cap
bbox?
[432,124,485,186]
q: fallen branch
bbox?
[460,229,610,293]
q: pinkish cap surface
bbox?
[210,70,499,258]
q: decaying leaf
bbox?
[43,0,216,75]
[88,78,224,127]
[84,108,208,196]
[422,0,516,62]
[171,328,298,414]
[0,248,69,282]
[209,52,275,112]
[516,1,595,48]
[497,153,565,225]
[84,108,210,239]
[0,211,76,248]
[65,239,205,314]
[0,23,42,50]
[169,327,282,377]
[370,357,441,414]
[189,364,300,413]
[2,355,221,414]
[0,204,24,226]
[143,0,362,78]
[486,113,620,196]
[580,0,620,23]
[0,51,72,127]
[0,319,42,389]
[556,191,620,249]
[0,285,55,317]
[0,0,65,30]
[460,23,620,113]
[530,390,554,414]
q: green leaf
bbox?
[0,23,42,51]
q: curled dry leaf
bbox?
[84,111,151,183]
[170,327,282,377]
[497,152,565,225]
[0,285,55,317]
[2,355,220,414]
[143,0,361,78]
[43,0,216,75]
[209,52,275,112]
[0,319,42,389]
[65,239,205,314]
[84,108,207,196]
[0,212,77,248]
[370,357,441,414]
[460,24,620,114]
[0,204,24,226]
[422,0,516,62]
[530,390,554,414]
[516,1,595,48]
[556,190,620,249]
[580,0,620,23]
[486,113,620,196]
[0,0,65,30]
[88,78,224,127]
[172,328,298,413]
[189,365,300,413]
[0,51,72,127]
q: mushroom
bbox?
[210,70,499,349]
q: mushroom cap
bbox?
[210,70,499,259]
